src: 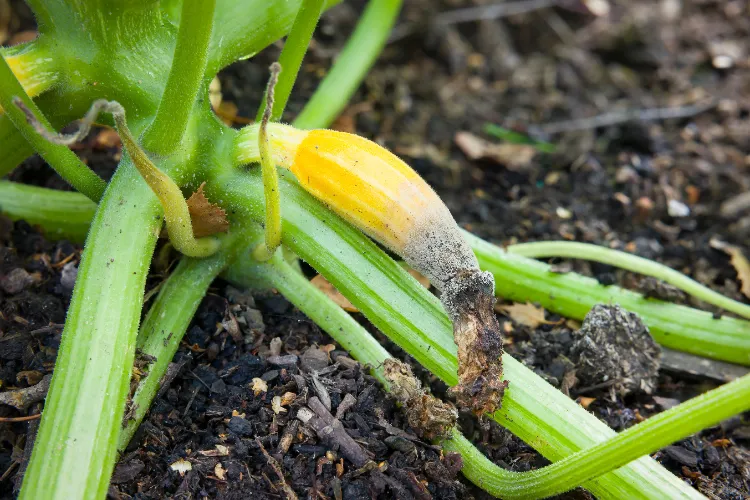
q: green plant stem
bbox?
[142,0,216,155]
[0,117,34,178]
[19,159,162,500]
[117,229,248,451]
[254,65,283,261]
[228,252,749,499]
[507,240,750,320]
[255,0,325,122]
[0,54,106,201]
[0,180,96,243]
[444,373,750,499]
[292,0,403,129]
[205,168,699,498]
[466,233,750,366]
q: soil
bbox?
[2,0,750,498]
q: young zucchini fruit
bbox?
[236,123,507,416]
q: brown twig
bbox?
[256,437,298,500]
[535,100,717,135]
[297,397,372,468]
[0,375,52,410]
[0,413,41,422]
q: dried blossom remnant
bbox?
[383,358,457,440]
[441,271,507,416]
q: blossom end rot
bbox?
[236,121,506,416]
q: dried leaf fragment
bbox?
[455,131,537,171]
[187,182,229,237]
[271,395,287,414]
[199,444,230,457]
[251,377,268,396]
[496,302,563,328]
[311,274,358,312]
[710,238,750,299]
[169,458,192,476]
[214,462,227,480]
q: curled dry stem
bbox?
[253,62,283,262]
[14,98,222,258]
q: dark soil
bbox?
[2,0,750,498]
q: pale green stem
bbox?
[19,159,162,500]
[253,64,283,262]
[292,0,403,129]
[142,0,216,155]
[0,53,106,201]
[0,180,96,243]
[255,0,326,122]
[507,240,750,319]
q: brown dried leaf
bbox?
[578,397,596,409]
[710,238,750,299]
[495,302,563,328]
[94,128,121,150]
[454,131,537,171]
[8,30,36,45]
[199,444,230,457]
[187,182,229,237]
[214,463,226,481]
[311,274,358,312]
[407,269,431,288]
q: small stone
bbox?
[667,199,690,217]
[300,346,330,373]
[227,416,254,436]
[664,445,698,468]
[1,268,39,294]
[384,436,416,453]
[60,261,78,291]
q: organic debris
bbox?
[186,182,230,238]
[496,302,563,329]
[709,239,750,299]
[454,131,537,171]
[382,358,457,440]
[569,304,661,397]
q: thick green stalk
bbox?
[19,160,162,500]
[142,0,216,154]
[292,0,403,129]
[117,229,248,451]
[0,53,106,201]
[0,180,96,243]
[205,168,699,498]
[468,233,750,366]
[255,0,325,122]
[228,254,747,499]
[507,240,750,319]
[444,373,750,499]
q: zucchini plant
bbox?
[1,1,748,499]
